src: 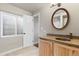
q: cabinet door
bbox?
[39,39,53,56]
[54,43,71,56]
[71,49,79,56]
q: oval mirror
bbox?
[51,8,69,30]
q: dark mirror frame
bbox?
[51,8,70,30]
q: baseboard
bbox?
[0,47,23,56]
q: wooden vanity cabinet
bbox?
[54,42,79,56]
[39,39,54,56]
[39,38,79,56]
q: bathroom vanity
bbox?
[39,34,79,56]
[39,7,79,56]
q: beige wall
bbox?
[0,36,23,53]
[0,3,32,54]
[33,3,79,36]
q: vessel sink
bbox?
[56,37,71,41]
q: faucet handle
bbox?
[69,33,72,39]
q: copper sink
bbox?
[56,37,71,41]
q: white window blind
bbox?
[0,11,23,36]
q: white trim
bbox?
[0,47,23,56]
[1,12,3,37]
[33,13,40,36]
[15,15,17,36]
[1,34,24,38]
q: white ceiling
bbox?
[10,3,50,13]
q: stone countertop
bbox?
[40,36,79,48]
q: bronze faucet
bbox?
[69,33,72,39]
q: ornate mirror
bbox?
[51,8,69,30]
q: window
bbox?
[3,12,16,36]
[17,16,23,34]
[0,12,23,36]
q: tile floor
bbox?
[4,46,39,56]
